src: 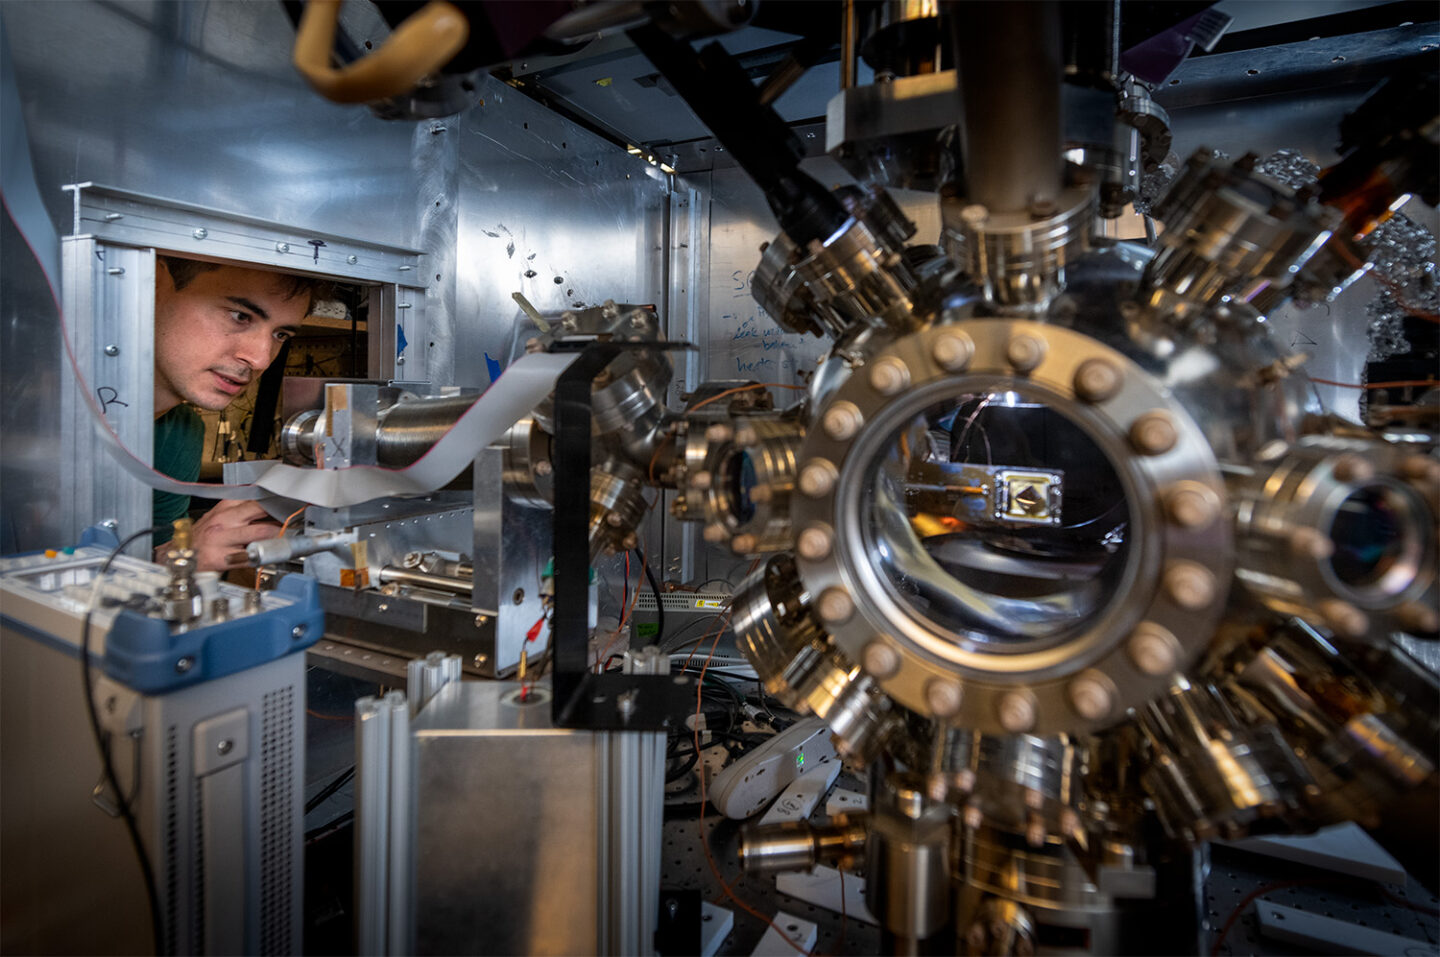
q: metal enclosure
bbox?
[409,680,665,956]
[55,183,423,545]
[1,0,668,555]
[1,629,307,955]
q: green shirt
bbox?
[153,405,204,546]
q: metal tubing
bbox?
[739,819,871,875]
[952,1,1064,213]
[378,566,474,595]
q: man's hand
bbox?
[155,500,282,572]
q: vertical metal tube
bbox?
[355,696,392,954]
[384,691,413,956]
[952,1,1064,213]
[840,0,858,89]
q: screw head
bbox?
[217,739,234,756]
[822,402,863,441]
[796,524,833,561]
[997,691,1037,732]
[104,344,120,357]
[1128,623,1179,676]
[932,331,975,371]
[512,588,525,605]
[960,204,989,227]
[869,357,911,395]
[347,254,359,265]
[291,624,308,640]
[861,641,900,678]
[606,511,624,527]
[533,459,553,476]
[175,656,195,674]
[798,459,839,498]
[1068,671,1115,720]
[734,426,759,447]
[275,242,290,254]
[1164,561,1218,610]
[816,586,855,624]
[925,679,963,718]
[1006,334,1047,372]
[1074,358,1121,402]
[192,228,208,240]
[1130,411,1178,455]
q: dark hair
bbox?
[158,255,333,312]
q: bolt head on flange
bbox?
[869,357,911,395]
[822,403,864,440]
[997,691,1037,732]
[925,679,963,718]
[1164,561,1218,610]
[1319,598,1369,638]
[799,459,839,498]
[1130,412,1178,455]
[1127,623,1180,676]
[932,331,975,371]
[1006,334,1047,372]
[797,525,834,561]
[817,587,855,624]
[1068,671,1116,721]
[862,641,901,678]
[1074,359,1122,402]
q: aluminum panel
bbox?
[452,79,669,388]
[412,684,603,956]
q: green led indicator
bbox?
[796,752,804,768]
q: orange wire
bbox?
[599,559,645,672]
[693,626,813,957]
[277,504,307,536]
[1308,377,1438,391]
[688,382,805,415]
[254,504,309,589]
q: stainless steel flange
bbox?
[670,413,806,554]
[1232,435,1438,641]
[787,319,1233,735]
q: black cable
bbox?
[82,525,168,955]
[635,547,664,645]
[304,766,356,814]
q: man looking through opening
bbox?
[152,255,323,571]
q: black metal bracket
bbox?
[550,338,698,730]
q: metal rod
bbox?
[841,0,857,90]
[378,566,473,595]
[952,1,1063,212]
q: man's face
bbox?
[154,262,308,413]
